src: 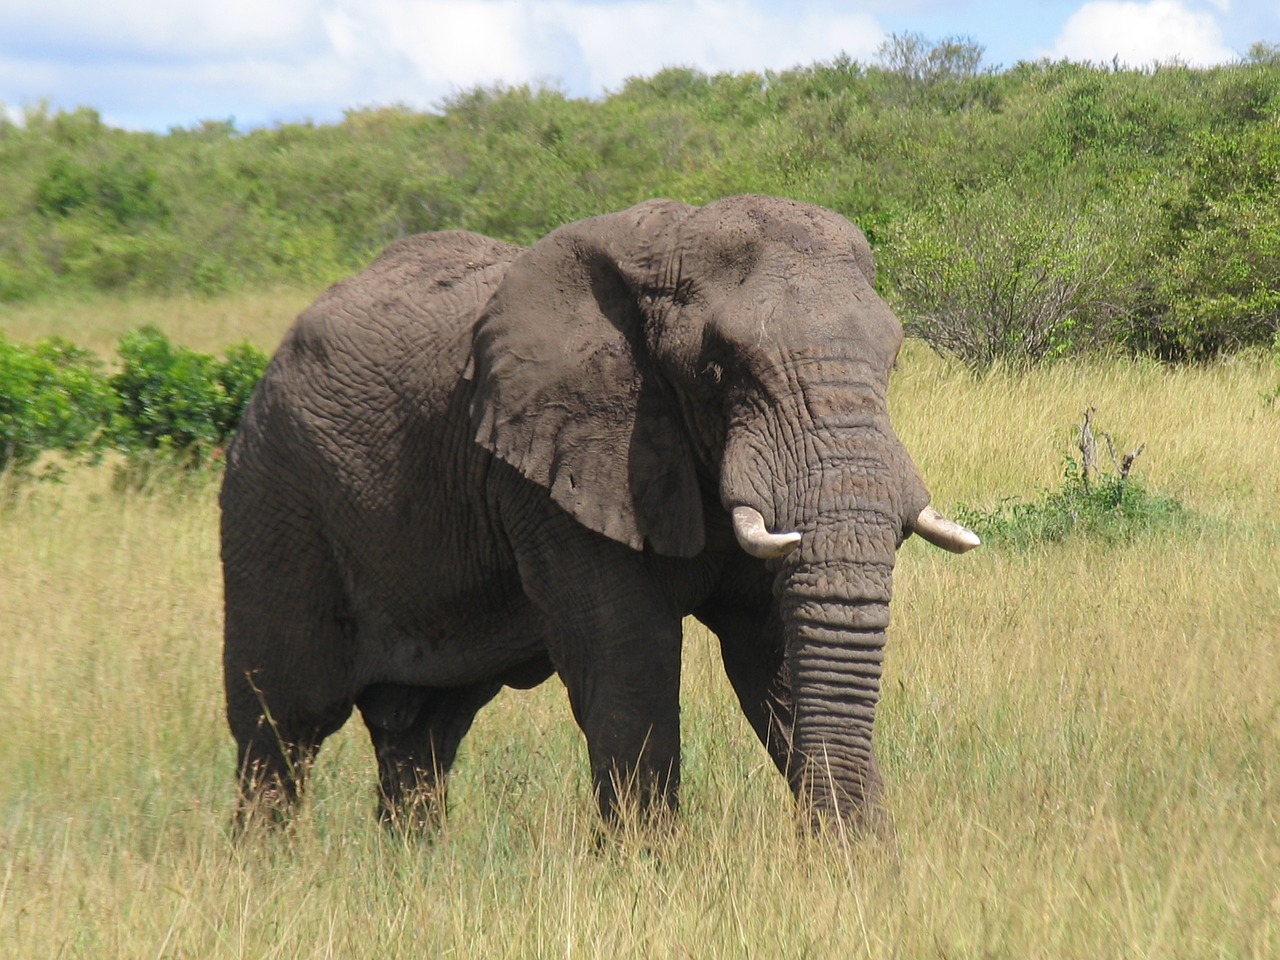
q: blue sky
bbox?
[1,0,1277,131]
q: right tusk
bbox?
[732,506,801,559]
[913,504,981,553]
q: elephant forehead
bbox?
[689,196,866,258]
[705,279,903,373]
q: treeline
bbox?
[2,36,1280,364]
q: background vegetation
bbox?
[0,327,266,478]
[2,37,1279,364]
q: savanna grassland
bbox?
[2,292,1276,959]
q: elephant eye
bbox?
[701,361,724,384]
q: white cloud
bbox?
[322,1,887,104]
[1047,0,1237,66]
[0,0,892,127]
[569,0,885,91]
[0,0,324,61]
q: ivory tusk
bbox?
[732,506,801,559]
[913,504,981,553]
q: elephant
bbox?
[220,194,979,833]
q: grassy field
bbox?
[0,288,314,356]
[1,294,1277,958]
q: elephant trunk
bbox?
[718,353,965,828]
[780,518,896,828]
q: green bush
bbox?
[3,56,1280,365]
[955,412,1189,547]
[110,326,267,463]
[36,153,169,226]
[1136,120,1280,359]
[957,462,1188,548]
[881,183,1155,367]
[0,327,268,478]
[0,333,117,476]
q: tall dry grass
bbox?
[0,287,316,355]
[1,316,1276,958]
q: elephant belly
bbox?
[349,590,549,690]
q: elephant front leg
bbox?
[694,587,797,784]
[358,681,502,833]
[504,493,687,826]
[562,621,684,825]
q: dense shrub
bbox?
[35,152,169,225]
[111,326,268,461]
[1137,116,1280,359]
[881,183,1156,366]
[2,50,1280,365]
[0,334,117,475]
[0,328,267,480]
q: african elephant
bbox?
[220,194,978,832]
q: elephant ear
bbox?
[469,200,706,558]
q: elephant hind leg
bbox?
[358,680,503,833]
[222,502,357,830]
[226,626,355,829]
[230,709,340,830]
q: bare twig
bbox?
[1118,444,1146,480]
[1099,422,1146,481]
[1077,407,1098,485]
[1079,406,1145,485]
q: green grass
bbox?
[1,307,1277,958]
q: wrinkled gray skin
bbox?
[222,195,968,832]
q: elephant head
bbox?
[470,195,977,825]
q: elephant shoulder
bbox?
[323,231,522,327]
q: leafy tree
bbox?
[876,32,986,84]
[881,182,1156,366]
[1247,41,1280,66]
[1137,113,1280,358]
[2,51,1280,369]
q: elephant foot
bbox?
[592,759,681,833]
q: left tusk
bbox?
[912,505,981,553]
[732,506,801,559]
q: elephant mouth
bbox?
[730,503,979,558]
